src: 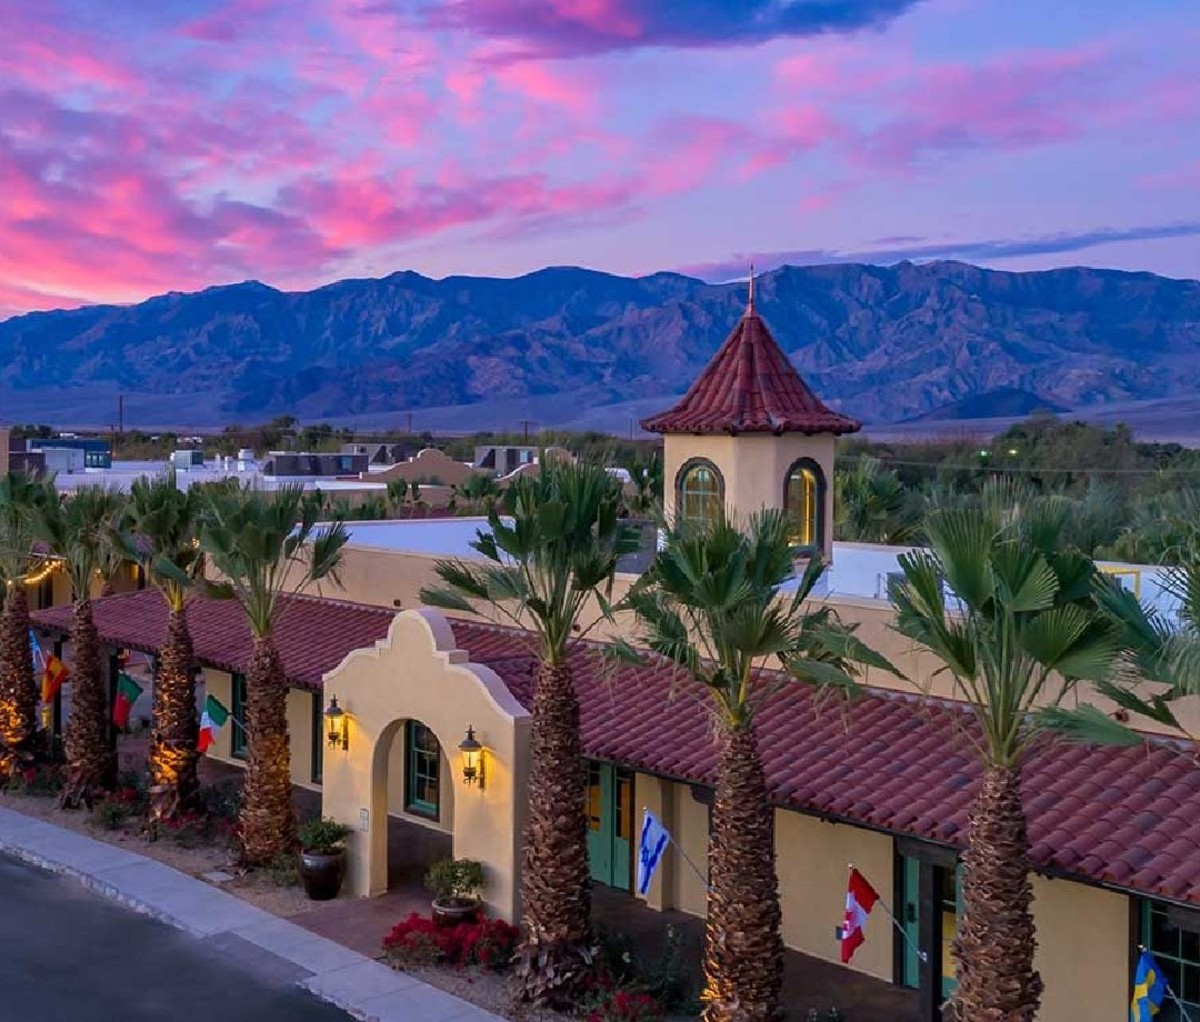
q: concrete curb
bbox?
[0,806,503,1022]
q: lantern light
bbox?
[324,696,348,750]
[459,726,484,788]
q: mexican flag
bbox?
[112,673,144,729]
[198,695,230,754]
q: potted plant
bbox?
[297,817,353,901]
[425,857,485,925]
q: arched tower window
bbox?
[784,458,826,552]
[676,458,724,527]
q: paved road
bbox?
[0,855,353,1022]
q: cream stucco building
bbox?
[27,294,1200,1022]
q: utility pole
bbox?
[116,394,124,453]
[406,411,414,435]
[519,419,538,444]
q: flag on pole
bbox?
[1131,949,1167,1021]
[40,653,69,705]
[637,809,671,896]
[198,695,230,754]
[840,868,880,964]
[39,652,69,731]
[29,630,43,671]
[112,673,144,729]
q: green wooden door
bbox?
[901,856,922,988]
[585,761,633,891]
[900,855,961,1000]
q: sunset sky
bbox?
[2,0,1197,318]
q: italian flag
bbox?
[840,867,880,964]
[198,695,230,754]
[112,673,144,729]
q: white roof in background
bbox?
[341,522,1179,619]
[52,460,386,493]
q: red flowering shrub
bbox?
[382,914,519,972]
[585,987,664,1022]
[383,914,446,967]
[459,918,519,970]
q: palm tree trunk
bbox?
[703,718,783,1022]
[514,658,592,1006]
[239,636,294,866]
[62,599,115,805]
[954,765,1042,1022]
[148,607,199,818]
[0,585,37,779]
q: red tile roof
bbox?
[35,590,1200,906]
[450,618,1200,908]
[31,589,395,691]
[640,310,861,436]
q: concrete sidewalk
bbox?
[0,806,504,1022]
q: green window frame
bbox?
[1142,900,1200,1015]
[405,721,440,819]
[310,691,323,784]
[231,673,247,759]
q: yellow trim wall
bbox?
[1033,876,1128,1022]
[775,810,895,981]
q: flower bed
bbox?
[383,912,520,971]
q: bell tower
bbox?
[640,272,860,561]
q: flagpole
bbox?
[1139,945,1196,1022]
[848,863,928,964]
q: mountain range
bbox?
[1,261,1198,434]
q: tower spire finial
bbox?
[747,262,755,314]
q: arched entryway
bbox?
[321,609,530,921]
[373,716,454,889]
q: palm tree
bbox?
[887,504,1123,1022]
[0,473,53,778]
[123,473,206,818]
[621,450,663,518]
[619,510,895,1022]
[38,485,127,803]
[833,455,920,544]
[199,485,348,865]
[420,460,640,1006]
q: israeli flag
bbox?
[637,809,671,896]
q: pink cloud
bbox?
[494,61,597,118]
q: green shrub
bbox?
[297,817,353,854]
[91,800,131,831]
[424,858,485,904]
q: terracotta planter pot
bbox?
[431,898,480,926]
[299,849,346,901]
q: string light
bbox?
[22,558,63,586]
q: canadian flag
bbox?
[840,868,880,964]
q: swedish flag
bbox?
[1131,949,1167,1021]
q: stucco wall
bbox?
[320,609,530,919]
[1032,876,1128,1022]
[775,811,895,981]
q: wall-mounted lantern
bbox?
[325,696,348,750]
[459,726,484,789]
